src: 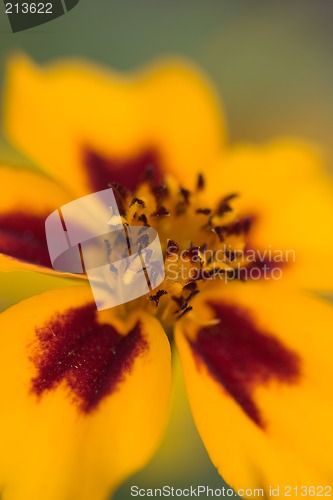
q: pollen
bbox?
[107,168,254,324]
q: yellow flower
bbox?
[0,55,332,500]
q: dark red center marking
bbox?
[0,212,51,268]
[236,250,286,282]
[31,304,148,413]
[190,301,301,427]
[83,147,163,193]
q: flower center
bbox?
[109,169,253,327]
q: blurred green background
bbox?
[0,1,332,498]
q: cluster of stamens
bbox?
[108,168,252,323]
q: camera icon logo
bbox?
[45,188,165,311]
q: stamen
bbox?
[196,173,205,191]
[243,217,253,233]
[150,289,168,306]
[138,213,148,225]
[225,250,238,262]
[108,181,128,215]
[179,187,191,205]
[178,305,193,319]
[212,226,225,242]
[152,185,168,202]
[182,246,201,264]
[130,197,146,208]
[151,206,170,217]
[100,171,257,323]
[223,218,252,236]
[172,295,188,311]
[108,181,128,199]
[196,208,211,215]
[167,239,179,256]
[104,239,112,257]
[143,164,154,181]
[137,233,150,250]
[223,193,239,202]
[216,201,233,216]
[183,282,199,300]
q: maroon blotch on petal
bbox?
[83,148,163,193]
[31,304,148,413]
[0,212,52,268]
[190,301,301,427]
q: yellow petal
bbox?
[4,54,225,196]
[175,281,333,497]
[0,285,171,500]
[0,165,74,274]
[210,139,333,291]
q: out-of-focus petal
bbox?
[176,280,333,497]
[209,140,333,290]
[4,55,225,195]
[0,165,73,274]
[0,286,171,500]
